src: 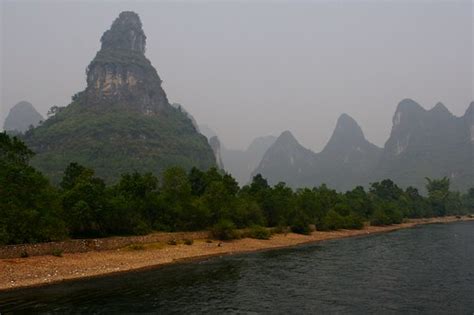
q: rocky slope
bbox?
[23,11,215,182]
[3,101,43,133]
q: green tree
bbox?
[0,132,66,244]
[425,177,451,216]
[61,163,107,237]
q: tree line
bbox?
[1,132,473,245]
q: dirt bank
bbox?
[1,216,472,291]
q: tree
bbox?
[61,163,107,237]
[0,132,66,244]
[425,177,454,216]
[370,179,403,201]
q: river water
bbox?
[1,221,473,314]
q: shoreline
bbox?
[1,216,473,292]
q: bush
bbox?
[167,239,178,245]
[52,249,63,257]
[343,213,364,230]
[322,209,345,230]
[183,238,193,245]
[20,250,29,258]
[271,225,288,234]
[370,208,391,226]
[290,223,311,235]
[247,225,271,240]
[211,219,239,240]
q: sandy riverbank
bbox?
[1,216,472,291]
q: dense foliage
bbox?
[22,103,215,184]
[1,133,473,245]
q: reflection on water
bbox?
[1,221,474,314]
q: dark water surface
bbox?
[1,221,474,314]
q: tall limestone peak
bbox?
[23,12,215,183]
[3,101,43,133]
[252,130,317,187]
[392,99,425,129]
[430,102,451,115]
[100,11,146,53]
[394,98,425,114]
[83,11,168,112]
[315,114,381,190]
[274,130,303,149]
[323,114,366,152]
[377,100,472,191]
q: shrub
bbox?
[52,249,63,257]
[343,213,364,230]
[248,225,271,240]
[211,219,239,240]
[322,209,345,230]
[183,239,193,245]
[271,225,288,234]
[290,223,311,235]
[20,250,29,258]
[289,210,312,235]
[167,239,178,245]
[370,208,391,226]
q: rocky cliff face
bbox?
[3,101,43,133]
[82,11,168,114]
[24,11,215,183]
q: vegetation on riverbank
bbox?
[1,132,473,245]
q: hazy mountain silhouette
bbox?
[4,101,43,133]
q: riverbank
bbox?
[1,216,472,291]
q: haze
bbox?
[1,0,472,151]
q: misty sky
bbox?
[1,0,472,151]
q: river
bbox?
[1,221,473,314]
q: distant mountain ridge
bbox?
[375,99,473,191]
[198,124,276,185]
[4,101,43,133]
[254,114,381,190]
[253,99,473,192]
[221,135,277,185]
[23,11,215,182]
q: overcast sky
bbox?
[1,0,472,151]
